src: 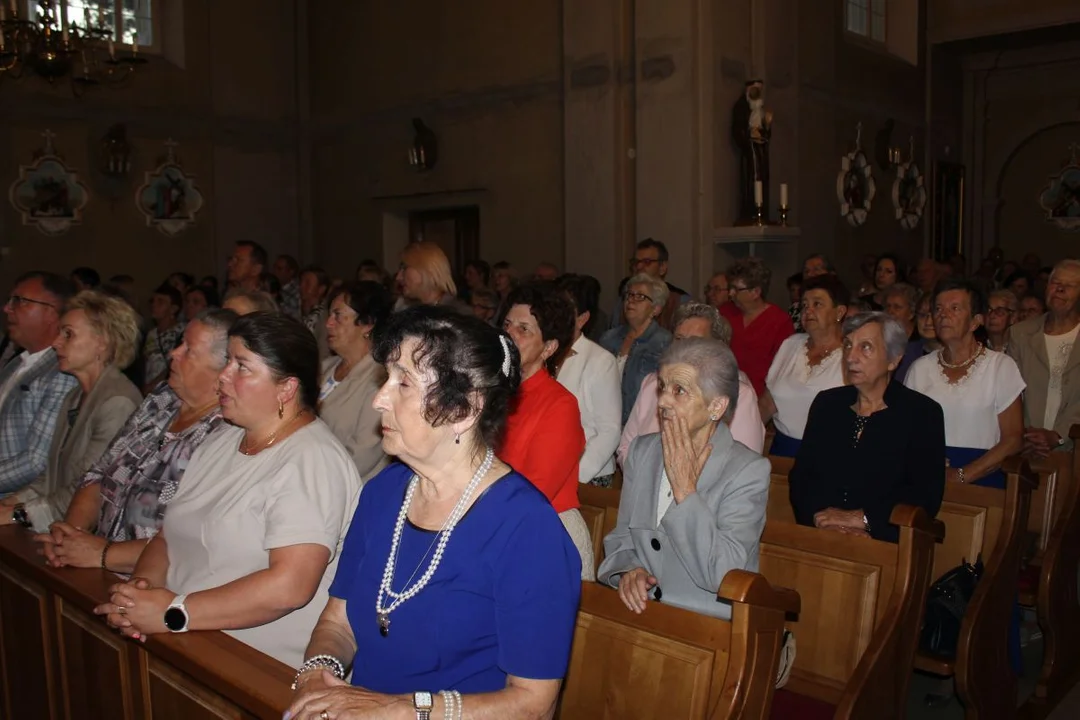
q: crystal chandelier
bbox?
[0,0,146,95]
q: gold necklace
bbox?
[938,344,984,370]
[239,409,308,455]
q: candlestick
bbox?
[754,203,764,227]
[780,183,788,208]
[779,206,789,226]
[753,180,763,207]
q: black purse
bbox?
[918,555,984,658]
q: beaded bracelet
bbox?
[100,541,114,571]
[439,689,463,720]
[291,654,345,690]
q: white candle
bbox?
[108,38,115,59]
[8,0,15,15]
[753,180,763,207]
[62,25,69,44]
[780,183,789,208]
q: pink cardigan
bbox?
[617,371,765,467]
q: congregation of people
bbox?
[0,236,1076,719]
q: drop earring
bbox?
[454,433,461,445]
[278,400,284,419]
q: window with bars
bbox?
[845,0,886,44]
[27,0,153,47]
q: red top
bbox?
[718,302,794,395]
[498,370,585,513]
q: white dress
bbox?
[557,335,622,482]
[765,334,845,440]
[163,420,362,667]
[903,349,1025,449]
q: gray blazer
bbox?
[18,365,142,531]
[597,423,770,619]
[1008,315,1080,448]
[318,355,388,482]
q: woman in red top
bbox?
[500,283,594,579]
[718,257,794,395]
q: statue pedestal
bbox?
[711,225,800,305]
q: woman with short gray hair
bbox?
[788,312,946,543]
[599,337,769,619]
[599,273,673,424]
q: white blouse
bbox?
[557,335,622,481]
[903,349,1025,450]
[765,334,845,440]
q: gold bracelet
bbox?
[100,540,114,571]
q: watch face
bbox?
[164,606,187,632]
[414,691,433,709]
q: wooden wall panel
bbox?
[0,567,59,720]
[146,658,251,720]
[55,598,138,720]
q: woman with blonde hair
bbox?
[395,241,470,313]
[1,290,143,530]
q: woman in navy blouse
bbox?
[288,305,581,720]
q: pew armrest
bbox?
[930,520,946,542]
[1069,424,1080,442]
[888,504,935,535]
[1002,455,1038,490]
[719,568,801,615]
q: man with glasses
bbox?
[609,238,691,332]
[1008,259,1080,457]
[704,272,731,311]
[0,272,78,498]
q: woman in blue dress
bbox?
[287,305,582,720]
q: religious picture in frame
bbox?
[136,139,204,236]
[892,160,927,231]
[1038,146,1080,232]
[932,162,965,261]
[8,130,90,236]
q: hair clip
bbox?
[498,335,512,377]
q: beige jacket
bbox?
[17,365,142,530]
[318,354,388,482]
[1007,315,1080,448]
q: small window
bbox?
[846,0,886,44]
[29,0,153,48]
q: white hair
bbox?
[659,337,740,422]
[626,273,669,310]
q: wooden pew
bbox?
[0,526,292,719]
[1021,426,1080,714]
[759,506,937,719]
[912,457,1035,720]
[578,483,621,576]
[559,571,800,720]
[767,455,796,523]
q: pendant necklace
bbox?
[375,447,494,637]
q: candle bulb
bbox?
[753,180,763,207]
[780,183,789,208]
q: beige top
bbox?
[318,354,388,482]
[163,420,362,667]
[17,365,142,531]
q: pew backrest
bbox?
[578,484,621,576]
[767,456,796,523]
[560,571,799,720]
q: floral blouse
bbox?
[78,382,224,542]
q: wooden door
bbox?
[408,206,480,276]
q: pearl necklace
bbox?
[938,344,984,370]
[375,447,494,637]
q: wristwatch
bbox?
[413,691,433,720]
[861,513,871,534]
[163,594,189,633]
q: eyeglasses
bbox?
[705,284,730,294]
[987,307,1015,318]
[624,291,653,304]
[730,285,751,294]
[630,257,660,268]
[6,295,57,311]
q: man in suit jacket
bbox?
[0,272,78,496]
[1008,259,1080,457]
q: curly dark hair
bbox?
[330,281,394,329]
[504,282,576,375]
[801,274,852,308]
[372,305,522,450]
[229,312,320,409]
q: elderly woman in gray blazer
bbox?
[598,337,769,619]
[318,280,394,481]
[0,291,141,531]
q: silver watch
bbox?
[413,691,433,720]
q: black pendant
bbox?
[378,613,390,637]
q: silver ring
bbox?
[117,606,127,616]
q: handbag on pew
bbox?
[918,555,985,658]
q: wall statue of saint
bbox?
[731,79,773,223]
